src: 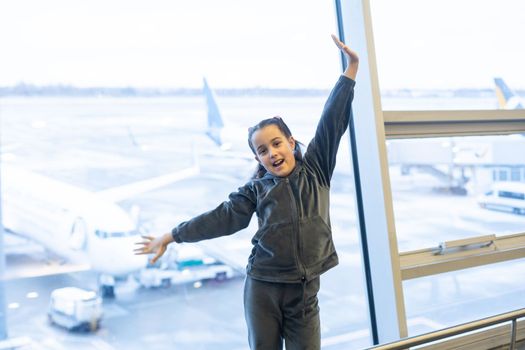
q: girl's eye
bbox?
[259,149,267,155]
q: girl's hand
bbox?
[134,233,173,264]
[331,34,359,80]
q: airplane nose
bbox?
[91,237,148,276]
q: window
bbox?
[367,0,525,337]
[0,1,368,348]
[371,0,525,97]
[388,134,525,251]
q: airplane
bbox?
[1,161,199,298]
[0,77,253,298]
[494,77,524,109]
[387,77,525,196]
[6,75,518,297]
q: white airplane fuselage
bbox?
[1,165,147,277]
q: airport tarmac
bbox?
[5,236,525,350]
[5,268,249,350]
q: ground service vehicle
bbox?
[48,287,103,332]
[140,257,235,288]
[478,181,525,215]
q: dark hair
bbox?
[248,116,303,179]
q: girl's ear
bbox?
[288,136,296,149]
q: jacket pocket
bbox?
[251,222,296,271]
[299,216,335,267]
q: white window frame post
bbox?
[335,0,407,344]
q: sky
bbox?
[1,0,524,89]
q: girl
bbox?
[135,34,358,350]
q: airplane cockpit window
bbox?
[95,230,109,239]
[109,230,140,238]
[95,230,140,238]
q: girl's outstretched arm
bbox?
[331,34,359,80]
[134,184,256,264]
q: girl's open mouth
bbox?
[273,159,284,167]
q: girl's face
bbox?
[250,124,296,177]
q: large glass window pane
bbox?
[0,1,369,348]
[389,134,525,251]
[371,0,525,110]
[388,134,525,334]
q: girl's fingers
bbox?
[331,34,343,49]
[331,34,354,58]
[150,254,160,265]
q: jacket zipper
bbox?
[285,178,307,282]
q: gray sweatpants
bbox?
[243,276,321,350]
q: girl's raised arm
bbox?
[301,35,358,185]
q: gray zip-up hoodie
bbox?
[172,75,355,283]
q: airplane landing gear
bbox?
[99,274,115,299]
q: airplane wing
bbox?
[3,230,92,280]
[195,227,255,274]
[198,148,255,161]
[3,229,45,255]
[96,165,200,203]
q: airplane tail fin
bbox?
[203,78,225,146]
[494,77,523,109]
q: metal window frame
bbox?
[384,109,525,139]
[400,232,525,280]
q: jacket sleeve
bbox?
[303,75,355,185]
[171,183,256,243]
